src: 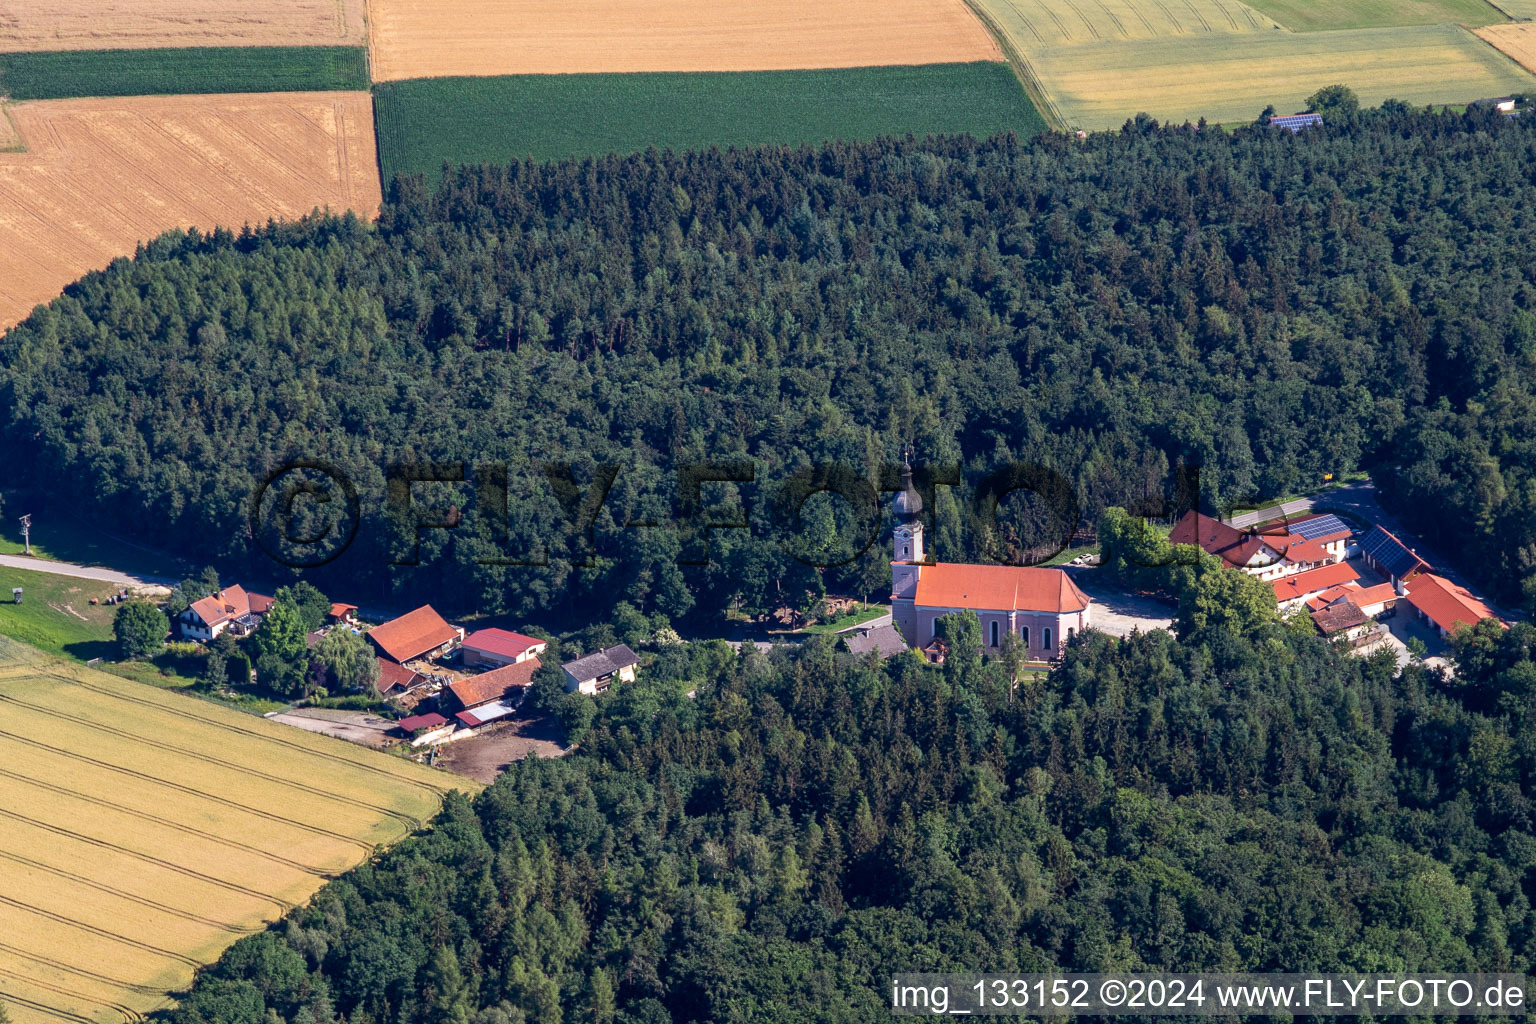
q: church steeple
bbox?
[892,457,924,565]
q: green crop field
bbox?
[372,62,1044,184]
[965,0,1281,46]
[1241,0,1508,30]
[1026,22,1536,129]
[0,635,471,1024]
[0,46,369,101]
[1488,0,1536,16]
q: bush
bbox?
[113,601,168,660]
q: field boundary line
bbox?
[0,967,140,1023]
[0,723,377,852]
[1468,21,1536,70]
[0,806,295,910]
[0,847,265,935]
[957,0,1069,128]
[0,766,331,879]
[46,667,456,799]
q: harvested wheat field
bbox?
[0,0,365,51]
[1478,22,1536,72]
[366,0,1002,81]
[0,91,381,331]
[0,636,473,1024]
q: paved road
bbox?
[0,552,175,587]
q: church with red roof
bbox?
[889,463,1091,661]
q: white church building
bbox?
[889,462,1091,661]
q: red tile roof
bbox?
[1406,574,1503,635]
[913,564,1090,614]
[1271,562,1359,605]
[397,712,448,733]
[1305,582,1397,613]
[1169,511,1281,570]
[188,585,252,627]
[463,628,546,662]
[367,605,460,663]
[447,657,540,709]
[1311,600,1368,636]
[1275,535,1334,565]
[376,658,427,694]
[248,592,275,615]
[330,602,358,619]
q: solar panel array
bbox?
[1289,513,1351,541]
[1271,113,1323,134]
[1360,524,1427,579]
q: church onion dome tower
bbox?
[893,460,923,525]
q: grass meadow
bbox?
[0,635,471,1024]
[372,62,1044,183]
[0,46,369,100]
[1028,23,1536,129]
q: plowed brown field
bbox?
[366,0,1003,81]
[0,0,366,51]
[0,91,381,331]
[1477,23,1536,73]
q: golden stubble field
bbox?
[0,637,474,1024]
[1477,22,1536,72]
[0,91,382,332]
[0,0,366,51]
[366,0,1003,80]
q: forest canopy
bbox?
[3,104,1536,627]
[160,616,1536,1023]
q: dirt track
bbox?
[0,92,382,331]
[366,0,1002,81]
[0,0,367,51]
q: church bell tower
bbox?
[891,460,925,640]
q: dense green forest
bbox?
[3,104,1536,629]
[160,610,1536,1023]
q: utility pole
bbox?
[18,514,31,555]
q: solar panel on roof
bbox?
[1290,514,1351,540]
[1360,524,1426,578]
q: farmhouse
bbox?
[844,623,909,660]
[1271,562,1360,611]
[179,584,270,640]
[1307,581,1398,618]
[1170,510,1349,582]
[1310,600,1373,643]
[461,628,547,669]
[447,658,540,727]
[564,645,639,694]
[367,605,463,664]
[1359,524,1430,589]
[890,462,1090,660]
[1404,574,1503,637]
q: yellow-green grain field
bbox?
[0,636,475,1024]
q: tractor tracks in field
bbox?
[48,668,450,807]
[0,892,202,968]
[0,986,109,1024]
[0,965,144,1024]
[0,846,272,933]
[0,721,376,853]
[0,806,296,912]
[0,766,330,877]
[0,941,161,996]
